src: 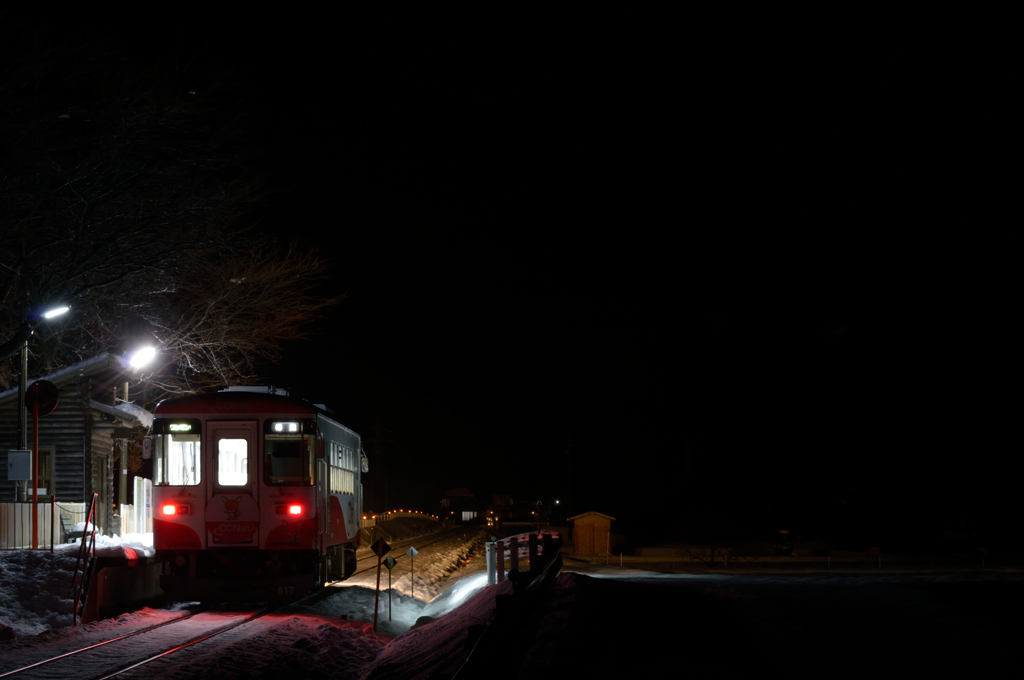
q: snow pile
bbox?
[307,530,490,637]
[92,532,155,559]
[0,546,80,636]
[356,578,513,680]
[258,620,388,679]
[377,530,488,603]
[0,533,155,636]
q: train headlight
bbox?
[273,422,300,433]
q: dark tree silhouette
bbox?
[0,19,341,397]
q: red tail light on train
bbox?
[162,504,190,515]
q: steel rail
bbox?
[354,527,464,564]
[96,609,271,680]
[0,612,195,679]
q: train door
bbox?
[316,456,328,552]
[206,421,259,545]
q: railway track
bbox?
[0,607,273,680]
[1,529,477,679]
[349,527,471,578]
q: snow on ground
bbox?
[7,534,1024,677]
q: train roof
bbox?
[153,391,322,416]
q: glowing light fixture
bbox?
[129,346,156,369]
[273,422,300,433]
[288,505,302,515]
[43,306,70,319]
[162,504,176,515]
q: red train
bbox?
[152,389,366,601]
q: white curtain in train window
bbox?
[163,434,200,485]
[218,438,248,486]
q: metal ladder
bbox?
[71,493,99,626]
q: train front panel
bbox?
[152,392,356,601]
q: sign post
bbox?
[371,538,391,632]
[406,546,418,599]
[26,380,58,549]
[384,554,396,621]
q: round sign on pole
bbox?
[26,380,59,416]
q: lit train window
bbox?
[326,442,357,495]
[217,438,248,486]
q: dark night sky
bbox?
[13,9,1021,545]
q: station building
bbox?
[0,353,153,538]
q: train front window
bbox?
[217,438,248,486]
[264,420,315,486]
[154,433,201,486]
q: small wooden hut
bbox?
[568,511,616,555]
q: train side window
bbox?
[217,438,248,486]
[155,433,201,486]
[264,433,314,486]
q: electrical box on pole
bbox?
[7,451,31,480]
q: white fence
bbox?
[118,477,153,536]
[0,501,89,549]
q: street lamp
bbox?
[114,344,158,528]
[128,345,156,370]
[0,304,70,502]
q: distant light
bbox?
[43,306,70,319]
[129,346,156,369]
[555,500,560,504]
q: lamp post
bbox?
[116,346,156,528]
[0,305,70,502]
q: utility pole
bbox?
[118,382,129,522]
[18,337,28,501]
